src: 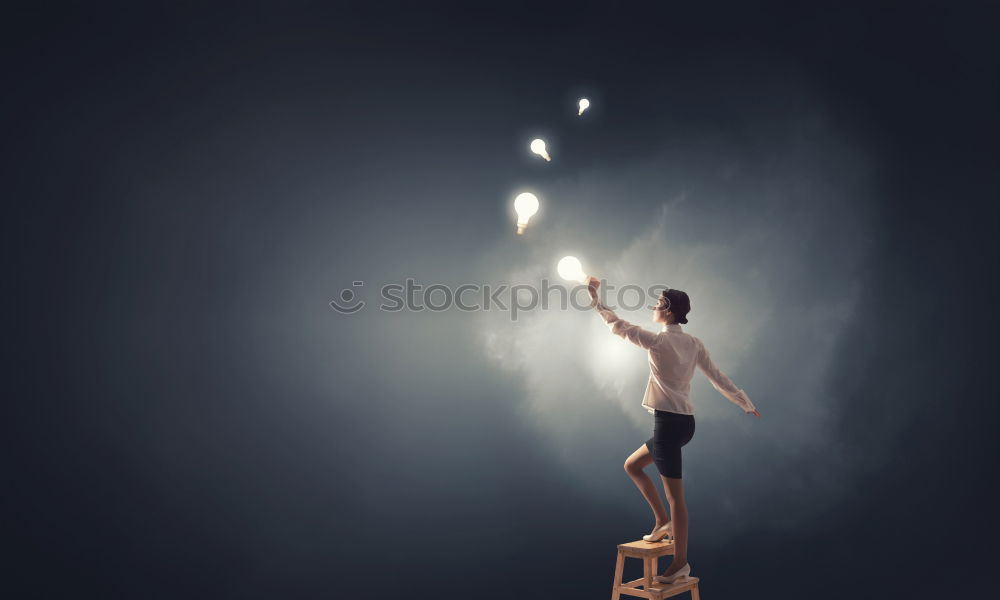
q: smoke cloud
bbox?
[478,110,876,547]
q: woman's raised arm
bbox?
[587,277,659,350]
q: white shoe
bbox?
[642,522,673,542]
[654,562,691,584]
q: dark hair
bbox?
[661,289,691,324]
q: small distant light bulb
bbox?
[513,192,539,235]
[530,138,551,162]
[557,255,588,284]
[578,98,590,116]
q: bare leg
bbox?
[658,475,688,575]
[624,445,669,531]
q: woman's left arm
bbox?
[696,341,761,416]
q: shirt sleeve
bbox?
[696,341,757,413]
[593,301,659,350]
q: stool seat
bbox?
[611,539,699,600]
[619,539,676,557]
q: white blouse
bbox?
[593,301,757,415]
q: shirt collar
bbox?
[661,323,683,333]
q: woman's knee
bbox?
[624,457,645,476]
[664,492,686,508]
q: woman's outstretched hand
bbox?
[586,276,600,303]
[748,409,762,417]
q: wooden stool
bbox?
[611,539,700,600]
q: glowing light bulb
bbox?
[513,192,539,235]
[578,98,590,116]
[530,138,551,162]
[557,255,588,284]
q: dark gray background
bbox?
[6,2,999,598]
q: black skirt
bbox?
[644,409,696,479]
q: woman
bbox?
[587,277,761,584]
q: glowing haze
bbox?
[479,113,875,548]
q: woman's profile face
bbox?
[653,296,670,323]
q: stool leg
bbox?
[690,583,700,600]
[611,549,624,600]
[644,557,654,591]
